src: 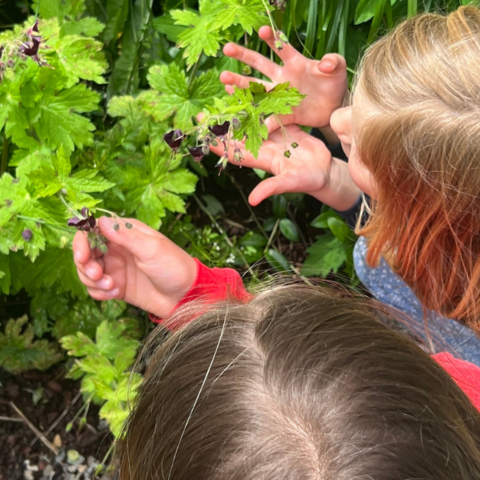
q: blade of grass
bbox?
[407,0,417,18]
[367,0,386,43]
[338,0,350,57]
[303,0,318,57]
[326,0,344,53]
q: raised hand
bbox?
[220,26,348,131]
[209,125,360,211]
[73,217,197,319]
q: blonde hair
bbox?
[356,6,480,331]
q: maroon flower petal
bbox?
[164,130,185,150]
[208,122,230,137]
[188,146,204,162]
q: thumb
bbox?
[98,217,168,264]
[317,53,347,75]
[249,176,290,206]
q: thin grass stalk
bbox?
[407,0,418,17]
[304,0,318,56]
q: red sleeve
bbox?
[149,258,252,330]
[432,352,480,411]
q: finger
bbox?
[220,71,272,90]
[72,231,91,265]
[87,286,121,301]
[78,271,116,291]
[82,258,105,281]
[258,26,304,64]
[98,217,180,264]
[248,176,290,206]
[318,53,347,75]
[223,43,279,80]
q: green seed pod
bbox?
[284,150,291,158]
[113,223,120,231]
[232,117,241,130]
[275,40,283,50]
[125,222,133,229]
[242,66,252,75]
[291,142,299,149]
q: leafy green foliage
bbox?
[204,82,305,158]
[61,320,141,437]
[146,64,226,131]
[0,316,63,373]
[301,208,356,280]
[171,0,269,68]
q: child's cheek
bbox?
[348,150,377,198]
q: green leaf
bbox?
[279,218,300,242]
[212,0,267,34]
[95,321,140,359]
[103,0,130,43]
[146,64,225,130]
[301,232,347,277]
[265,248,291,272]
[327,216,355,244]
[0,316,63,374]
[205,82,304,158]
[171,5,222,67]
[153,14,188,42]
[201,195,224,216]
[355,0,396,24]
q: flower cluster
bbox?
[0,20,50,82]
[164,119,246,174]
[68,207,97,232]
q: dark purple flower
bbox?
[188,146,205,162]
[22,229,32,241]
[19,37,40,57]
[164,130,185,151]
[208,122,230,138]
[68,208,96,232]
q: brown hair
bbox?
[356,7,480,330]
[117,286,480,479]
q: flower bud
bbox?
[22,229,32,241]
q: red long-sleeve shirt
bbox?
[151,259,480,411]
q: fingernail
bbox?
[74,250,82,261]
[99,216,116,231]
[85,267,96,280]
[321,60,334,70]
[96,278,112,289]
[106,288,120,297]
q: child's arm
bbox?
[220,26,348,133]
[73,217,248,323]
[209,124,361,211]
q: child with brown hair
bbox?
[118,284,480,480]
[73,219,480,479]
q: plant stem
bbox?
[17,215,73,234]
[187,59,201,90]
[1,137,9,175]
[264,218,280,253]
[193,194,257,279]
[227,173,268,239]
[57,193,82,219]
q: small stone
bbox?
[43,465,53,477]
[53,434,62,449]
[87,456,96,467]
[78,465,87,473]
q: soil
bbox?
[0,366,113,479]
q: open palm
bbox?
[210,126,331,203]
[220,26,348,130]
